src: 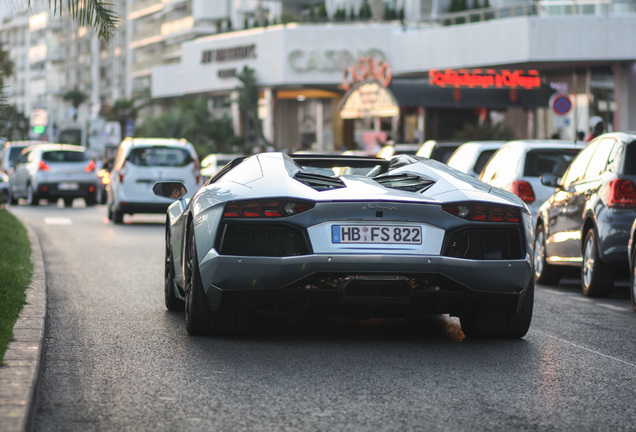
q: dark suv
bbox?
[534,132,636,297]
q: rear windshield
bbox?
[523,149,580,177]
[8,146,27,164]
[624,142,636,175]
[42,150,87,162]
[474,150,497,175]
[127,147,193,167]
[431,146,460,163]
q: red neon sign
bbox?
[429,69,541,90]
[342,57,392,91]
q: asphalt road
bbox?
[10,202,636,432]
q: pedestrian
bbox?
[585,116,605,142]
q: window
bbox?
[127,147,192,167]
[584,138,615,178]
[562,141,598,187]
[42,150,87,163]
[523,149,580,178]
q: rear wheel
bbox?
[8,188,18,205]
[581,228,613,297]
[26,184,38,206]
[113,207,124,224]
[165,227,184,311]
[533,224,562,285]
[184,224,251,335]
[460,279,534,339]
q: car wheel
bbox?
[8,188,18,205]
[26,184,38,206]
[165,227,185,312]
[631,247,636,312]
[460,279,534,339]
[533,224,562,285]
[581,228,613,297]
[113,207,124,224]
[184,224,251,336]
[63,197,74,207]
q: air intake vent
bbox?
[443,228,524,260]
[218,223,311,257]
[294,171,345,191]
[374,174,435,193]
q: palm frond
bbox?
[46,0,120,42]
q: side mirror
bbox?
[153,181,187,200]
[540,174,561,189]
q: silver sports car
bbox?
[154,152,534,338]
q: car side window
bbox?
[18,151,30,164]
[584,138,615,178]
[481,147,514,182]
[562,141,599,187]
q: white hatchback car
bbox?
[479,139,586,220]
[107,138,201,224]
[446,140,506,178]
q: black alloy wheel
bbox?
[165,226,185,311]
[184,224,213,335]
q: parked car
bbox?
[200,153,243,179]
[376,143,422,159]
[446,141,506,178]
[107,137,201,224]
[479,140,585,220]
[534,132,636,297]
[0,171,9,207]
[154,152,534,338]
[10,143,99,207]
[628,219,636,311]
[1,140,48,204]
[416,140,462,163]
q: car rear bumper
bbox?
[199,252,532,315]
[36,182,97,199]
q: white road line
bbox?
[598,304,632,312]
[44,217,72,225]
[531,329,636,368]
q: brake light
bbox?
[118,161,126,183]
[443,203,521,222]
[85,160,96,172]
[38,160,50,172]
[509,181,535,204]
[607,179,636,207]
[224,200,315,218]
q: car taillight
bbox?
[224,199,315,218]
[443,203,521,222]
[85,160,96,172]
[509,181,535,204]
[38,161,50,172]
[118,161,126,183]
[607,179,636,208]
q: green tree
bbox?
[0,105,30,140]
[453,121,516,141]
[62,88,88,120]
[37,0,120,42]
[235,66,270,151]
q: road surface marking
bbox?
[44,217,72,225]
[531,329,636,368]
[598,303,632,312]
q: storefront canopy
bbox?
[388,79,555,109]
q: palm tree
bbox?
[45,0,120,42]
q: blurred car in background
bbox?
[0,171,9,207]
[107,137,201,224]
[200,153,243,179]
[416,140,462,163]
[534,132,636,297]
[479,140,584,220]
[446,141,506,178]
[10,144,99,207]
[628,218,636,311]
[1,140,47,204]
[376,143,422,159]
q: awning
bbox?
[388,79,554,109]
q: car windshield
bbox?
[127,146,193,167]
[9,146,27,165]
[523,149,580,177]
[42,150,87,162]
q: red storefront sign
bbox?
[429,69,541,90]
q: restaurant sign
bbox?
[429,69,541,90]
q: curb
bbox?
[0,220,47,432]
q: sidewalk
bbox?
[0,223,47,432]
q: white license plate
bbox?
[331,225,422,244]
[59,182,79,190]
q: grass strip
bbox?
[0,209,32,365]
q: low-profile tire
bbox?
[184,224,251,336]
[165,227,185,312]
[630,248,636,312]
[63,197,74,207]
[581,228,613,298]
[534,224,562,285]
[460,279,534,339]
[26,184,38,206]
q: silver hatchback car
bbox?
[10,144,99,207]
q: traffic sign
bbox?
[550,93,572,116]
